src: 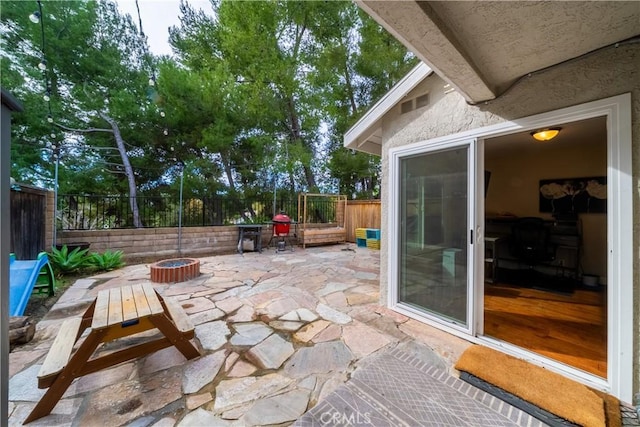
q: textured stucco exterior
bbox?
[377,43,639,397]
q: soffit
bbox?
[358,1,640,103]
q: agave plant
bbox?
[49,245,90,276]
[88,250,125,271]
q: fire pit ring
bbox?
[150,258,200,283]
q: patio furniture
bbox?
[24,283,200,424]
[237,224,263,254]
[297,193,347,248]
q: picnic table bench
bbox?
[24,283,200,424]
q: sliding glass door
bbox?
[397,143,474,329]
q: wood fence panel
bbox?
[10,186,47,259]
[345,200,381,242]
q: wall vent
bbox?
[400,93,430,114]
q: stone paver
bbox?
[195,320,230,351]
[246,334,294,369]
[241,389,310,426]
[284,341,354,378]
[10,244,634,427]
[183,350,226,394]
[213,373,293,413]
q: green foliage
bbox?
[87,250,126,271]
[48,246,90,276]
[49,246,125,276]
[3,0,416,200]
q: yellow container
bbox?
[355,228,367,239]
[366,239,380,249]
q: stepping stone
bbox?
[227,360,257,377]
[230,322,273,346]
[214,374,292,413]
[183,350,226,394]
[342,322,392,358]
[280,308,318,322]
[178,297,216,315]
[269,320,304,331]
[316,303,352,324]
[241,389,310,426]
[177,408,231,427]
[195,321,230,351]
[316,282,351,297]
[312,324,342,343]
[246,334,294,369]
[189,308,225,326]
[186,392,213,410]
[294,320,330,343]
[284,341,354,378]
[215,297,243,314]
[227,305,254,322]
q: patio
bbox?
[7,244,633,426]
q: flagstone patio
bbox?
[8,244,637,426]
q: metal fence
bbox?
[57,194,339,230]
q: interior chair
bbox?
[509,217,555,283]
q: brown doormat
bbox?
[455,345,620,427]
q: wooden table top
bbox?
[92,283,164,330]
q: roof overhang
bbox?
[356,1,640,104]
[344,62,433,155]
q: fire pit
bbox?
[150,258,200,283]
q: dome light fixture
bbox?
[29,11,41,24]
[531,127,561,142]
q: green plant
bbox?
[87,250,126,272]
[49,245,90,276]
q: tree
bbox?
[1,0,165,227]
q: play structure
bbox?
[9,252,55,317]
[297,193,347,248]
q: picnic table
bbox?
[24,283,200,424]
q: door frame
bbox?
[389,139,477,334]
[387,93,632,402]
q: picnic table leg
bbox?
[23,329,106,424]
[150,314,200,360]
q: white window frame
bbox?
[387,93,632,403]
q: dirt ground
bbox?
[22,276,77,325]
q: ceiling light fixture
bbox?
[531,127,561,141]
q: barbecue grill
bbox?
[270,212,294,252]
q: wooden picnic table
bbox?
[24,283,200,424]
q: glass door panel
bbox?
[399,147,469,326]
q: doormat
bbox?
[455,345,620,427]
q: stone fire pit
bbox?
[149,258,200,283]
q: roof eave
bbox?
[344,62,432,155]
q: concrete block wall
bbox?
[57,225,275,263]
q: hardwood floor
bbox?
[484,281,607,378]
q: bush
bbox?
[87,250,126,271]
[49,245,90,276]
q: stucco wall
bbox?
[378,43,639,393]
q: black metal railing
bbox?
[57,194,301,230]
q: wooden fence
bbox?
[345,200,381,242]
[10,185,47,259]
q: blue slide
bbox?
[9,252,55,317]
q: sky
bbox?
[116,0,213,56]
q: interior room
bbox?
[483,116,608,378]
